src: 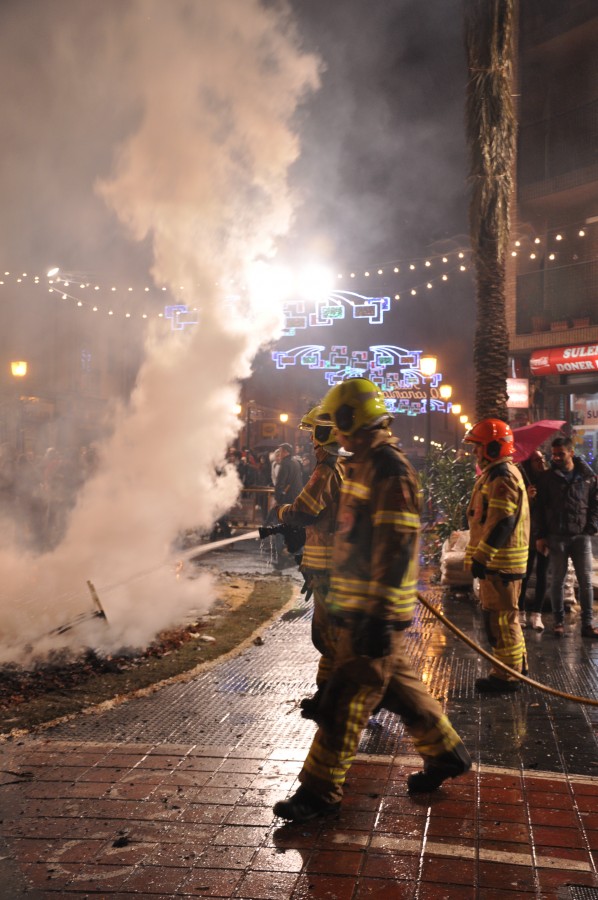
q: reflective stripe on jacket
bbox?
[277,446,343,571]
[328,431,422,624]
[465,458,530,574]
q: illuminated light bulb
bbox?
[534,237,541,243]
[411,289,417,295]
[409,264,415,270]
[515,240,521,247]
[108,310,114,315]
[111,286,116,291]
[80,283,86,288]
[442,257,448,263]
[442,274,448,281]
[92,306,98,312]
[350,272,356,278]
[458,252,464,258]
[161,286,167,291]
[364,271,370,277]
[16,278,21,283]
[511,251,517,257]
[426,282,432,289]
[530,253,536,259]
[394,294,400,300]
[425,260,431,267]
[158,312,164,317]
[0,281,4,285]
[145,286,150,291]
[142,313,147,318]
[549,253,555,260]
[94,285,99,291]
[64,281,69,286]
[47,267,59,277]
[77,301,82,307]
[393,266,399,273]
[128,287,133,292]
[22,273,27,277]
[337,273,343,278]
[62,294,67,300]
[579,229,586,237]
[556,234,563,240]
[459,265,466,271]
[125,312,131,318]
[377,269,383,275]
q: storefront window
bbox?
[571,393,598,472]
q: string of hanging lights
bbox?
[0,217,593,319]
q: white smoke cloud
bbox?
[0,0,320,661]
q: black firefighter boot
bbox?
[273,785,341,823]
[407,742,472,794]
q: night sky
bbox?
[0,0,475,411]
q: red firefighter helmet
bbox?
[463,418,514,461]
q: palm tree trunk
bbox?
[464,0,516,421]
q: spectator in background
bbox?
[518,450,549,632]
[535,436,598,638]
[274,443,303,506]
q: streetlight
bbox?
[10,360,28,453]
[451,403,462,449]
[420,355,437,453]
[439,384,452,441]
[459,414,469,448]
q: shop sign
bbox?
[580,397,598,427]
[530,344,598,376]
[506,378,529,408]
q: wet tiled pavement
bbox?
[1,543,598,899]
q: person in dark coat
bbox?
[517,450,549,632]
[535,436,598,638]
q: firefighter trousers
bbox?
[298,625,465,804]
[479,573,527,681]
[309,573,335,687]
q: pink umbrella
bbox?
[512,420,566,463]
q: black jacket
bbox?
[535,457,598,538]
[274,455,304,505]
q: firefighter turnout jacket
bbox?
[327,430,422,625]
[277,445,343,572]
[465,457,530,575]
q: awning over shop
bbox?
[530,344,598,376]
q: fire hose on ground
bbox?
[416,590,598,707]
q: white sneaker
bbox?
[529,612,544,632]
[518,611,527,627]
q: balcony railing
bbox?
[516,259,598,334]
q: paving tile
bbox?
[353,877,416,898]
[305,848,363,876]
[233,870,299,899]
[291,873,357,900]
[183,866,243,896]
[361,851,419,880]
[250,846,307,873]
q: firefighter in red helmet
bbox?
[463,418,531,693]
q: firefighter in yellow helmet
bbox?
[273,378,471,823]
[275,405,343,718]
[463,418,530,693]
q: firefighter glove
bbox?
[470,559,487,580]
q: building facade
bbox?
[508,0,598,463]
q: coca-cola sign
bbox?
[530,344,598,376]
